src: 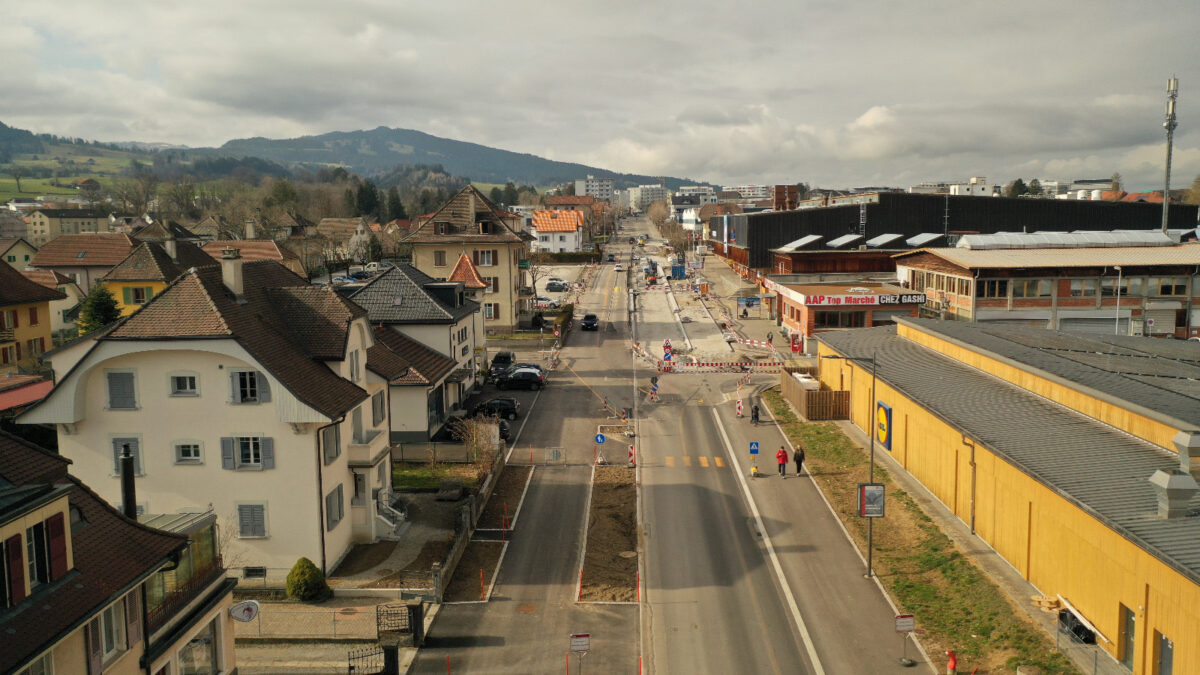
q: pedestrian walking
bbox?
[751,404,760,426]
[793,445,806,477]
[776,446,788,477]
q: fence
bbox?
[431,447,507,601]
[347,645,385,674]
[779,371,850,421]
[231,567,293,590]
[390,442,474,463]
[234,606,377,638]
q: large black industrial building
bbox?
[709,192,1199,270]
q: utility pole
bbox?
[1162,76,1179,234]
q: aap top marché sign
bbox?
[800,292,927,307]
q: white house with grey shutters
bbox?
[20,255,407,577]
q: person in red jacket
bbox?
[776,446,788,477]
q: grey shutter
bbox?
[124,587,142,647]
[220,438,235,469]
[230,371,241,403]
[257,372,271,402]
[325,491,336,531]
[107,372,135,408]
[261,437,275,470]
[237,505,252,536]
[336,484,345,521]
[238,504,265,537]
[112,437,139,474]
[86,619,103,674]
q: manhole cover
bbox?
[619,551,637,558]
[338,608,360,616]
[517,604,538,614]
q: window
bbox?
[975,279,1008,298]
[25,522,50,590]
[25,338,45,358]
[174,441,202,464]
[1,345,15,365]
[106,371,137,409]
[477,250,495,266]
[230,370,270,404]
[1069,279,1098,297]
[236,504,268,538]
[372,391,386,426]
[485,277,497,293]
[170,373,198,396]
[433,250,447,266]
[539,235,549,242]
[99,600,127,658]
[813,311,866,328]
[178,618,218,675]
[220,436,274,470]
[349,350,360,382]
[28,307,38,326]
[325,484,345,531]
[322,424,341,465]
[1012,279,1052,298]
[484,303,498,320]
[1101,277,1143,297]
[122,286,153,306]
[111,437,143,475]
[1149,277,1187,296]
[1,309,18,330]
[15,652,51,675]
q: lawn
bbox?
[762,388,1077,674]
[392,461,486,492]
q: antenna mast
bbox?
[1162,76,1179,233]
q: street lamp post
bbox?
[822,350,878,578]
[1114,266,1123,335]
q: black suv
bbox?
[581,314,599,331]
[489,351,515,379]
[473,397,520,420]
[496,368,544,391]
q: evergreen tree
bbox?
[502,182,519,204]
[1027,179,1042,196]
[386,186,407,221]
[490,187,503,204]
[1004,178,1028,199]
[78,283,121,335]
[356,181,380,220]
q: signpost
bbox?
[749,441,760,475]
[895,614,916,666]
[594,433,606,445]
[858,483,886,518]
[554,327,561,338]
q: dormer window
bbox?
[436,223,448,235]
[479,222,493,234]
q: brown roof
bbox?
[20,269,74,289]
[30,233,139,268]
[447,253,487,289]
[545,195,595,206]
[0,432,186,674]
[404,186,531,244]
[0,237,33,254]
[102,261,367,418]
[371,326,455,385]
[315,217,367,240]
[102,241,218,283]
[532,210,583,233]
[0,259,67,305]
[201,239,300,262]
[131,220,196,241]
[366,342,413,381]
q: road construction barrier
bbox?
[658,361,784,373]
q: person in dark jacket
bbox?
[793,445,806,477]
[751,405,760,426]
[776,446,788,477]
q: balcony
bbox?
[147,555,225,632]
[349,427,388,466]
[0,329,13,343]
[517,286,534,297]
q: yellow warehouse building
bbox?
[817,318,1199,675]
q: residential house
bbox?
[19,254,399,576]
[21,269,85,334]
[1,262,66,374]
[544,195,596,234]
[531,210,584,253]
[405,186,534,333]
[351,263,485,441]
[101,238,218,316]
[1,211,29,239]
[0,431,237,675]
[131,219,203,245]
[25,209,107,247]
[187,215,226,241]
[200,239,306,278]
[2,237,37,269]
[28,233,140,294]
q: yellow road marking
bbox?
[714,457,725,468]
[699,456,709,468]
[665,456,675,467]
[683,456,692,467]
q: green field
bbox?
[1,143,142,203]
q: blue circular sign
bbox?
[595,433,606,444]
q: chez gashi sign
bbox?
[802,292,927,306]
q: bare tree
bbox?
[8,166,26,193]
[646,200,670,228]
[448,415,501,467]
[1185,175,1200,205]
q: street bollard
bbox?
[945,650,956,675]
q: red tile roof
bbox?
[447,253,487,289]
[201,239,300,262]
[532,210,583,233]
[0,379,53,413]
[30,233,139,267]
[0,259,67,305]
[20,269,74,289]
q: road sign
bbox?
[650,383,658,393]
[749,441,760,455]
[554,327,561,337]
[230,600,261,622]
[663,351,672,361]
[895,614,915,633]
[595,433,606,445]
[570,633,590,653]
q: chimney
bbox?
[221,246,245,301]
[1174,430,1200,481]
[162,233,178,262]
[245,219,257,240]
[1148,469,1197,519]
[120,444,138,519]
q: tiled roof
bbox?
[201,239,300,262]
[818,323,1200,585]
[0,237,33,255]
[102,261,367,418]
[447,254,487,289]
[20,269,74,289]
[365,342,413,381]
[545,195,595,206]
[102,241,218,283]
[30,233,139,267]
[315,218,367,240]
[404,186,530,244]
[371,326,455,385]
[0,433,186,674]
[350,265,478,324]
[532,210,583,233]
[896,243,1200,270]
[131,220,197,241]
[0,260,67,305]
[263,286,366,360]
[0,379,54,413]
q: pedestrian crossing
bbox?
[662,455,725,468]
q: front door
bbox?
[1156,631,1173,675]
[1120,605,1136,670]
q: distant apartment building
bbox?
[948,176,994,196]
[628,185,669,211]
[574,175,614,202]
[908,181,951,194]
[723,185,771,199]
[677,185,715,198]
[26,209,106,247]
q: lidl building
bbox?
[817,318,1200,674]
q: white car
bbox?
[614,264,624,272]
[547,277,567,285]
[533,296,560,309]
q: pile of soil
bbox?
[477,466,531,529]
[443,541,504,602]
[579,465,637,602]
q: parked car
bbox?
[614,264,624,272]
[607,254,616,262]
[545,281,570,292]
[349,270,373,281]
[548,277,567,285]
[496,368,545,391]
[503,362,545,376]
[581,314,599,331]
[332,275,355,284]
[489,351,515,378]
[364,262,395,272]
[473,397,520,420]
[533,296,560,309]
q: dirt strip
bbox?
[579,465,638,602]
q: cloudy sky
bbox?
[3,1,1198,190]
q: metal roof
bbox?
[826,233,863,249]
[904,243,1200,269]
[775,234,823,252]
[958,231,1177,250]
[906,232,945,247]
[866,233,904,248]
[817,323,1200,585]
